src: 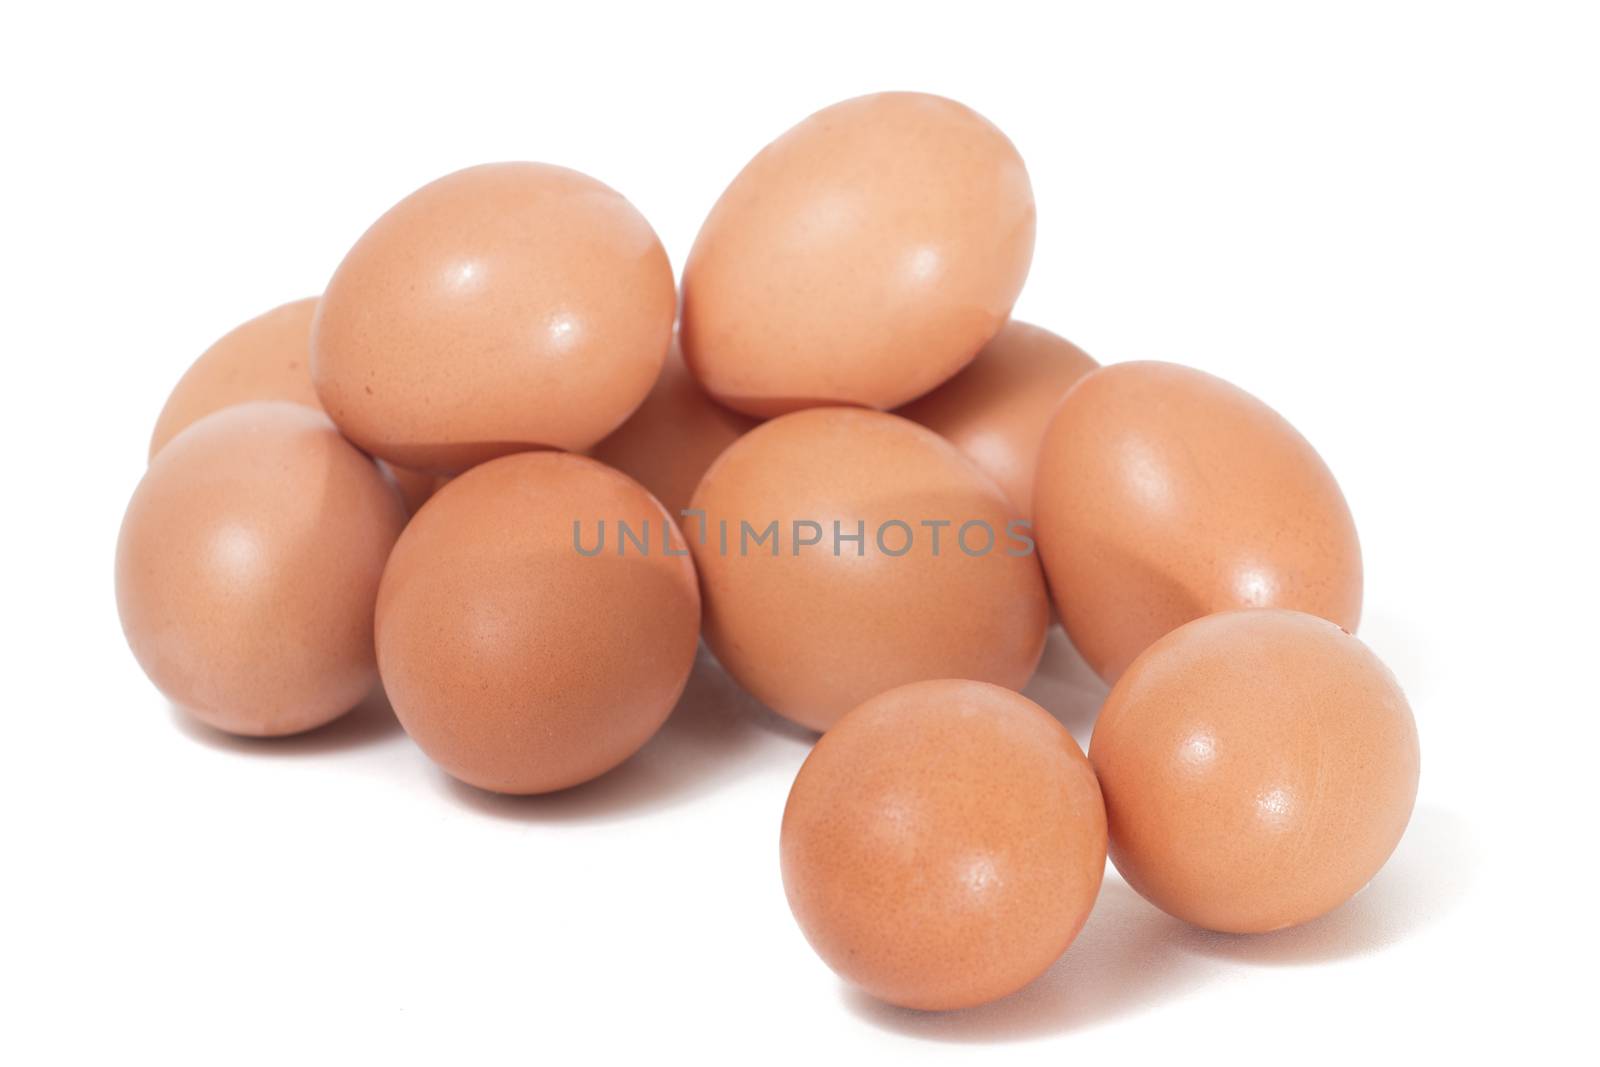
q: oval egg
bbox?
[681,92,1035,416]
[375,452,700,794]
[116,402,408,736]
[1089,609,1420,933]
[313,162,676,473]
[689,407,1049,732]
[782,679,1107,1011]
[1033,360,1362,682]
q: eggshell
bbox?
[680,92,1035,416]
[147,297,321,459]
[689,407,1049,732]
[147,295,445,512]
[781,679,1107,1011]
[897,320,1097,519]
[312,162,676,473]
[375,452,700,794]
[116,402,408,736]
[588,338,758,526]
[1033,360,1362,683]
[1090,609,1420,933]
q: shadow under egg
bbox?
[431,644,814,824]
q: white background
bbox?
[4,2,1596,1062]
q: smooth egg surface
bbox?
[681,92,1035,416]
[116,402,408,736]
[147,297,322,460]
[1033,360,1362,683]
[782,679,1107,1011]
[689,407,1049,732]
[1090,609,1420,933]
[897,319,1097,520]
[375,451,700,794]
[589,338,758,527]
[313,162,675,473]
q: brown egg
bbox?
[312,162,676,473]
[782,679,1107,1011]
[681,92,1035,416]
[1033,361,1362,683]
[588,338,758,526]
[147,297,321,459]
[148,295,445,513]
[116,402,407,736]
[897,320,1097,519]
[376,452,700,794]
[689,408,1049,732]
[1091,609,1420,933]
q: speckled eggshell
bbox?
[116,402,408,736]
[1033,360,1362,683]
[312,162,676,473]
[589,338,758,526]
[680,92,1035,416]
[1090,609,1420,934]
[897,320,1097,519]
[147,297,321,459]
[375,452,700,794]
[781,679,1107,1011]
[689,407,1049,732]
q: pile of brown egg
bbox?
[116,92,1420,1013]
